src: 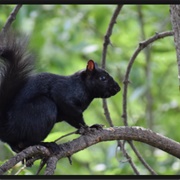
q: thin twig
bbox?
[101,4,140,175]
[1,5,22,33]
[101,4,123,126]
[122,31,174,126]
[170,5,180,90]
[101,4,123,69]
[15,164,26,175]
[54,130,77,143]
[36,158,48,175]
[116,141,140,175]
[128,141,157,175]
[102,99,114,126]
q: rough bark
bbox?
[1,126,180,175]
[170,5,180,87]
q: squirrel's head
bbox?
[83,60,120,98]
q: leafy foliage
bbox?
[0,4,179,175]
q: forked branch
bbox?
[0,126,180,175]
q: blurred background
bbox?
[0,4,179,175]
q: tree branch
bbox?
[0,145,50,175]
[170,5,180,89]
[101,4,123,127]
[44,156,58,175]
[101,4,123,69]
[1,5,22,33]
[126,5,157,175]
[56,126,180,159]
[122,31,174,126]
[100,4,140,175]
[1,126,180,175]
[121,31,174,175]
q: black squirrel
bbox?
[0,32,120,153]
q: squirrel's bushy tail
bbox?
[0,31,34,111]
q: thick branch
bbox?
[1,126,180,175]
[58,126,180,158]
[0,145,50,175]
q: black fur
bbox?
[0,32,120,153]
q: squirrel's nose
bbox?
[114,83,121,92]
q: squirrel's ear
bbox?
[86,60,95,72]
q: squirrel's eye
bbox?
[99,76,106,81]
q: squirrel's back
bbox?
[0,32,34,111]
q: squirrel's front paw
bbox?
[90,124,104,130]
[76,124,104,135]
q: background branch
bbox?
[1,5,22,33]
[101,4,123,130]
[100,5,141,175]
[121,31,173,175]
[170,5,180,89]
[123,5,157,175]
[122,31,174,126]
[101,4,123,69]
